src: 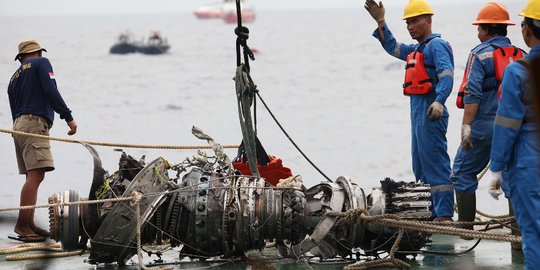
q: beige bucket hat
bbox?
[15,39,47,61]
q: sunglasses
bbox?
[521,21,526,28]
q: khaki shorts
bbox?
[13,115,54,174]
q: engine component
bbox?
[48,190,80,251]
[87,157,173,265]
[48,130,433,265]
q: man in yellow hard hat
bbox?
[451,2,524,243]
[7,40,77,242]
[364,0,455,222]
[485,0,540,268]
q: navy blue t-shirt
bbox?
[8,57,73,125]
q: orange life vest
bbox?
[456,45,524,108]
[495,46,524,101]
[233,155,293,186]
[403,37,437,96]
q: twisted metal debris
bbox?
[46,127,435,267]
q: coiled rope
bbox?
[0,128,238,150]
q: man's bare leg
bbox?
[14,168,45,237]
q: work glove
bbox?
[486,170,503,200]
[461,124,472,150]
[364,0,385,23]
[427,101,444,121]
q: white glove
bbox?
[427,101,444,121]
[364,0,385,23]
[461,124,472,150]
[486,170,503,200]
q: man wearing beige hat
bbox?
[7,39,77,242]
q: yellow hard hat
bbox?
[403,0,434,20]
[520,0,540,20]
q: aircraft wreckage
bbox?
[47,127,433,266]
[46,3,433,265]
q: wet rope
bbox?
[6,250,83,261]
[0,242,62,254]
[454,205,512,220]
[477,162,490,180]
[0,195,135,212]
[476,210,511,219]
[133,192,173,270]
[327,209,521,243]
[0,128,238,149]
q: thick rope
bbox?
[134,191,147,270]
[0,246,63,255]
[6,250,83,261]
[0,128,238,150]
[477,162,490,181]
[133,192,173,270]
[0,242,62,255]
[328,209,521,243]
[476,209,511,219]
[0,195,135,212]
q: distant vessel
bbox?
[138,32,170,55]
[193,0,255,24]
[193,2,223,19]
[221,0,255,24]
[109,32,139,54]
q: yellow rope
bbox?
[133,192,173,270]
[477,162,490,181]
[0,246,63,255]
[0,242,62,255]
[328,209,521,243]
[0,128,238,150]
[0,195,135,212]
[6,250,83,261]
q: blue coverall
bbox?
[373,24,455,217]
[452,36,514,194]
[490,44,540,270]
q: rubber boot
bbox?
[456,192,476,240]
[508,200,522,251]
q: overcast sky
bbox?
[0,0,516,16]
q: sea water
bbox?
[0,2,527,230]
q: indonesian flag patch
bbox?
[48,72,55,79]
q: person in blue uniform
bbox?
[486,0,540,268]
[365,0,454,221]
[451,2,521,238]
[7,40,77,242]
